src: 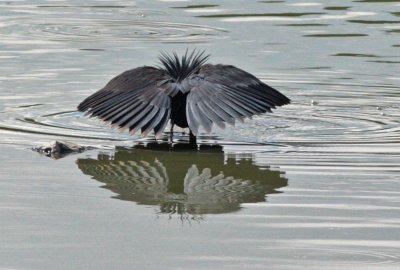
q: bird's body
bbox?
[78,50,290,145]
[170,91,189,128]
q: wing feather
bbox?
[197,101,226,129]
[77,66,172,136]
[92,94,141,122]
[200,97,235,126]
[103,100,142,123]
[154,109,171,137]
[78,91,112,111]
[111,102,147,128]
[185,64,290,134]
[128,105,159,135]
[140,108,162,137]
[186,101,200,135]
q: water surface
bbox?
[0,0,399,269]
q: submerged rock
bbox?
[32,140,95,159]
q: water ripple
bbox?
[0,18,227,44]
[1,71,399,152]
[0,1,399,269]
[0,2,227,45]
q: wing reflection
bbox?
[77,144,287,216]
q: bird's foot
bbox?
[189,131,197,147]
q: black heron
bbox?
[77,50,290,145]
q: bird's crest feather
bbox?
[158,49,209,81]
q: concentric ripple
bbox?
[1,1,400,269]
[259,246,400,267]
[0,17,227,44]
[1,71,399,151]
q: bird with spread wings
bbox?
[77,50,290,144]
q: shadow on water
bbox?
[76,143,287,218]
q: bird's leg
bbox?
[189,130,197,147]
[169,123,174,143]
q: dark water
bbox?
[1,0,400,269]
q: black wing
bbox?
[184,64,290,135]
[77,66,172,137]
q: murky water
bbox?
[1,0,400,269]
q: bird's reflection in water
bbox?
[76,143,287,219]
